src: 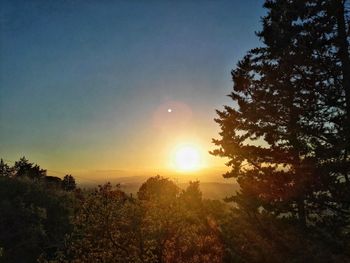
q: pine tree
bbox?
[13,157,46,180]
[212,0,350,237]
[0,159,12,177]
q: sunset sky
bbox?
[0,0,265,181]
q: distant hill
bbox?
[75,166,235,184]
[181,182,239,200]
[80,177,239,200]
[76,167,239,200]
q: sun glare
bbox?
[173,145,201,172]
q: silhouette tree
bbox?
[0,159,13,177]
[44,176,62,189]
[61,175,76,191]
[13,157,46,180]
[0,176,73,263]
[212,0,350,260]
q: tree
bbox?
[44,176,62,189]
[212,0,350,260]
[52,177,225,263]
[137,176,180,262]
[138,177,223,263]
[164,181,223,263]
[178,181,202,211]
[137,175,179,203]
[55,183,142,263]
[0,159,12,177]
[61,175,76,191]
[13,157,46,180]
[0,176,73,263]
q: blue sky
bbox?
[0,0,265,177]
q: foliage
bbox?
[1,159,224,263]
[49,177,224,263]
[164,181,224,263]
[0,176,74,263]
[137,175,180,202]
[53,183,141,263]
[62,175,76,191]
[139,178,224,263]
[14,157,47,180]
[212,0,350,261]
[0,158,78,192]
[0,159,13,177]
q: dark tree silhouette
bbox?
[13,157,46,180]
[61,174,76,191]
[45,176,62,184]
[0,176,73,263]
[0,159,13,177]
[212,0,350,260]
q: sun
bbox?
[173,145,201,172]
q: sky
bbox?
[0,0,265,182]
